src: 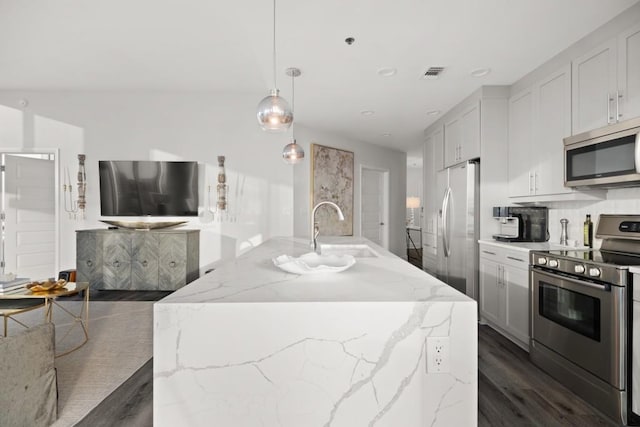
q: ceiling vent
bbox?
[422,66,445,79]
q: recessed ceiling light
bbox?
[426,110,441,116]
[377,68,397,77]
[360,110,375,116]
[470,68,491,77]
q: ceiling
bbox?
[1,0,638,153]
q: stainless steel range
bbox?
[530,214,640,425]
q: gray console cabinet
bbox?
[76,229,199,290]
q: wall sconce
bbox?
[406,196,421,226]
[64,154,86,219]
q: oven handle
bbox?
[532,267,611,294]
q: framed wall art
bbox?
[311,143,354,235]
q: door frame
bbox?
[359,165,389,250]
[1,148,60,277]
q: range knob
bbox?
[548,259,559,268]
[574,265,586,274]
[537,257,547,265]
[588,267,601,277]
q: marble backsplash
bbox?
[546,188,640,248]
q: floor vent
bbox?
[422,66,445,79]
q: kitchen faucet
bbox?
[311,201,345,253]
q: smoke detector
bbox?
[422,66,445,80]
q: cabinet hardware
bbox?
[113,260,120,268]
[507,256,525,263]
[86,260,93,267]
[169,261,177,268]
[142,260,148,267]
[617,91,623,120]
[608,94,614,124]
[482,250,496,255]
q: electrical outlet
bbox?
[426,336,450,373]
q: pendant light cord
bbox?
[291,71,295,138]
[273,0,277,89]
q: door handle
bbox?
[442,187,452,258]
[379,222,385,226]
[617,90,622,120]
[608,94,614,124]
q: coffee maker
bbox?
[492,206,548,242]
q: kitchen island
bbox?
[154,237,477,426]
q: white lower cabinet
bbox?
[479,243,530,350]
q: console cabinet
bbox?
[76,229,199,291]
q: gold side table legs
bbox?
[53,289,90,358]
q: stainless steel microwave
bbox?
[564,116,640,188]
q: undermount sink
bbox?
[319,244,378,258]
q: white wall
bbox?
[0,91,294,274]
[292,125,407,258]
[547,189,640,248]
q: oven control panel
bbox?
[530,253,627,286]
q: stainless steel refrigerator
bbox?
[436,160,479,300]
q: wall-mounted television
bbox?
[99,160,198,217]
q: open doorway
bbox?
[360,166,389,249]
[1,151,59,280]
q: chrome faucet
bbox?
[311,201,345,253]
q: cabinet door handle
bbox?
[497,265,502,285]
[507,256,525,263]
[608,94,614,124]
[86,260,93,267]
[113,260,120,268]
[528,172,533,194]
[169,261,176,268]
[534,173,539,192]
[142,260,148,267]
[482,250,496,255]
[617,90,623,120]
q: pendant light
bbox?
[282,67,304,164]
[256,0,293,132]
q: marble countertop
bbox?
[158,236,472,304]
[478,239,570,253]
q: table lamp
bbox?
[406,197,421,225]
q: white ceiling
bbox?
[1,0,638,152]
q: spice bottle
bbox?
[583,214,593,248]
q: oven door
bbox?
[531,268,625,388]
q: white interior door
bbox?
[2,153,56,279]
[361,167,388,248]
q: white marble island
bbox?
[154,237,477,427]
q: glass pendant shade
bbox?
[257,89,293,132]
[282,138,304,164]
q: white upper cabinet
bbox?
[444,101,480,168]
[572,21,640,134]
[534,65,572,196]
[423,125,444,234]
[509,65,572,198]
[508,88,534,197]
[618,22,640,122]
[444,116,461,167]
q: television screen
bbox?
[99,160,198,216]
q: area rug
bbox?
[6,300,154,427]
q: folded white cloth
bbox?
[272,252,356,275]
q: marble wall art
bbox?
[311,143,354,235]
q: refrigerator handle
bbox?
[441,187,452,258]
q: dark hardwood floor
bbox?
[478,325,620,427]
[72,291,620,426]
